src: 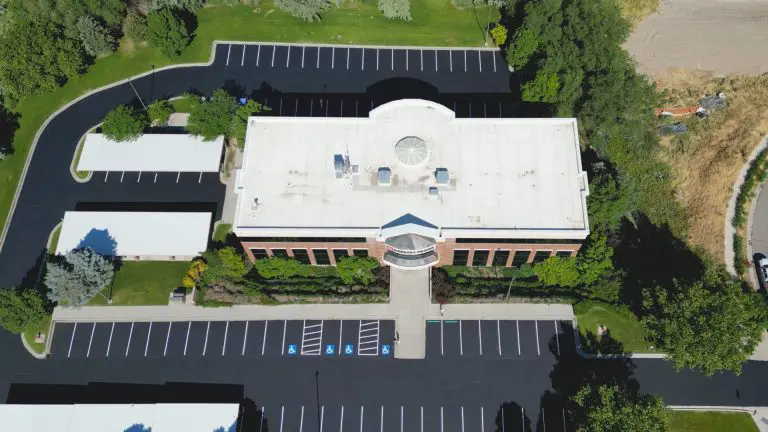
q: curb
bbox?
[724,135,768,275]
[69,127,98,183]
[19,333,47,359]
[218,40,501,51]
[570,318,665,360]
[746,183,765,288]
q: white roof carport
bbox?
[77,133,224,172]
[0,403,240,432]
[55,211,212,259]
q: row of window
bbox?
[451,249,572,266]
[250,248,369,264]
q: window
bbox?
[492,250,510,266]
[313,249,331,265]
[353,249,369,257]
[472,250,490,266]
[292,249,310,264]
[511,250,531,266]
[250,249,268,260]
[333,249,349,263]
[532,250,552,263]
[556,250,573,257]
[271,249,288,258]
[452,250,469,266]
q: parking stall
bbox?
[425,320,572,360]
[49,319,396,360]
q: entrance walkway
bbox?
[51,268,574,359]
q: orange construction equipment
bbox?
[655,106,699,117]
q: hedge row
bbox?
[733,233,747,276]
[733,147,768,228]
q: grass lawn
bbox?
[47,223,62,255]
[22,313,52,356]
[89,261,190,306]
[669,411,758,432]
[170,96,195,113]
[0,1,497,243]
[574,300,658,354]
[213,223,232,242]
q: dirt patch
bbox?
[619,0,660,24]
[656,69,768,262]
[626,0,768,75]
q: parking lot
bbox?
[94,170,218,185]
[250,402,568,432]
[49,319,396,360]
[426,320,571,360]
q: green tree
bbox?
[146,7,190,57]
[231,98,268,148]
[577,234,614,286]
[253,257,308,280]
[147,99,175,125]
[522,68,560,103]
[534,256,579,287]
[571,384,669,432]
[0,22,84,97]
[335,256,379,285]
[218,247,249,279]
[123,11,148,41]
[77,16,116,57]
[0,289,47,334]
[490,24,507,46]
[377,0,411,21]
[9,0,126,38]
[274,0,331,21]
[150,0,204,11]
[187,89,237,140]
[587,171,630,232]
[45,248,115,306]
[642,267,767,375]
[101,105,148,141]
[506,27,538,70]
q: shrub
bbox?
[378,0,412,20]
[490,24,507,46]
[182,259,207,288]
[253,257,308,280]
[733,147,768,228]
[147,99,175,125]
[335,256,379,285]
[123,11,148,42]
[146,7,190,57]
[274,0,331,21]
[733,233,747,275]
[534,256,580,287]
[432,267,455,303]
[218,247,249,279]
[0,289,48,334]
[101,105,148,141]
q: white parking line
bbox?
[106,322,114,357]
[459,320,463,355]
[286,46,291,67]
[347,47,350,70]
[203,321,210,356]
[310,100,313,116]
[338,320,343,355]
[376,48,379,70]
[406,51,409,71]
[535,320,540,356]
[256,45,261,66]
[480,407,485,432]
[144,321,152,357]
[241,45,246,66]
[226,44,231,66]
[300,405,304,432]
[464,49,467,72]
[440,406,444,432]
[340,406,345,432]
[260,407,266,432]
[492,52,497,72]
[400,406,403,432]
[294,99,298,116]
[222,321,229,356]
[420,49,423,71]
[449,50,453,72]
[260,320,268,355]
[562,408,567,431]
[331,47,334,69]
[104,171,109,182]
[320,406,325,432]
[120,171,124,182]
[164,321,171,356]
[280,406,284,432]
[360,406,364,432]
[316,47,321,68]
[242,321,249,356]
[136,171,141,182]
[497,320,502,356]
[281,320,287,355]
[198,172,203,183]
[478,320,483,355]
[521,407,525,431]
[361,49,364,70]
[86,322,95,357]
[501,406,505,432]
[184,321,191,356]
[516,320,521,356]
[554,321,560,355]
[440,319,444,355]
[460,406,466,432]
[541,408,546,432]
[420,406,424,432]
[125,322,134,357]
[153,173,157,183]
[380,406,384,432]
[478,49,482,72]
[391,49,394,70]
[271,45,276,67]
[176,172,180,183]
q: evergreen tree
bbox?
[274,0,331,22]
[377,0,411,21]
[77,16,116,57]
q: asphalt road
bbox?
[0,42,767,423]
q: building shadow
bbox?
[5,382,244,404]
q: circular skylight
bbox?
[395,136,428,166]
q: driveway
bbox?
[625,0,768,75]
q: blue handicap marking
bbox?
[287,344,298,355]
[344,344,355,356]
[381,344,392,356]
[325,344,336,356]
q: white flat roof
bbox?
[78,133,224,172]
[234,99,589,240]
[56,211,212,257]
[0,403,240,432]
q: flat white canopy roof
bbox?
[56,211,212,257]
[235,99,589,240]
[77,133,224,172]
[0,403,239,432]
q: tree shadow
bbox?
[495,401,533,432]
[0,103,20,157]
[239,398,269,432]
[613,214,704,315]
[579,329,628,356]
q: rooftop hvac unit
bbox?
[333,154,344,179]
[378,167,392,186]
[429,187,439,199]
[435,168,449,184]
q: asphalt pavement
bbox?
[0,42,767,421]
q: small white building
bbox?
[55,211,212,261]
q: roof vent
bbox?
[378,167,392,186]
[395,136,428,166]
[435,168,449,184]
[429,187,439,199]
[333,154,344,178]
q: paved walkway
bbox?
[52,268,574,359]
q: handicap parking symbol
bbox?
[325,344,336,356]
[343,344,355,356]
[381,344,392,356]
[287,344,298,356]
